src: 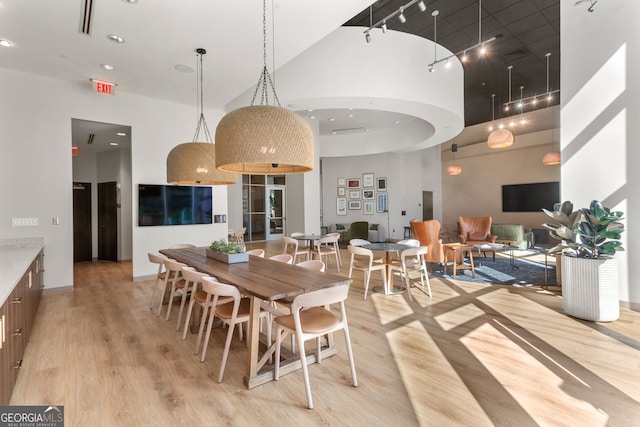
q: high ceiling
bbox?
[345,0,560,127]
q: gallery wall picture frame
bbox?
[336,197,347,215]
[363,201,374,215]
[376,177,387,192]
[337,187,345,196]
[349,190,360,200]
[362,189,374,200]
[348,200,362,210]
[337,177,346,186]
[346,178,361,188]
[362,172,374,188]
[376,193,388,213]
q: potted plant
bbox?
[206,239,249,264]
[542,200,624,322]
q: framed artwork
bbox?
[337,177,346,187]
[337,187,346,196]
[348,200,361,210]
[349,190,360,199]
[376,193,388,213]
[362,173,374,188]
[376,177,387,192]
[362,189,374,200]
[346,178,361,188]
[363,201,374,215]
[336,197,347,216]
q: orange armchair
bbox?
[458,216,497,245]
[410,219,444,267]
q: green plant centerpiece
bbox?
[542,200,625,322]
[207,239,248,264]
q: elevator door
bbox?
[98,181,118,262]
[73,182,92,262]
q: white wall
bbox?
[321,147,441,242]
[0,68,230,290]
[561,2,638,303]
[441,128,560,234]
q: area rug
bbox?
[429,250,557,287]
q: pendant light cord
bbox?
[193,48,213,143]
[251,0,281,107]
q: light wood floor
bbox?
[11,242,640,426]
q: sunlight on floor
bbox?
[434,303,486,332]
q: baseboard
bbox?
[43,285,73,295]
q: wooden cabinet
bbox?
[0,250,43,405]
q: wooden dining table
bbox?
[159,246,352,389]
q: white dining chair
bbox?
[348,245,387,300]
[282,236,309,264]
[388,246,431,301]
[199,276,271,383]
[269,253,294,264]
[316,235,340,272]
[156,258,184,317]
[274,283,358,409]
[246,248,265,258]
[147,252,167,309]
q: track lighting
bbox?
[502,53,559,111]
[365,31,371,43]
[362,0,429,40]
[398,8,406,24]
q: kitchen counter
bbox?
[0,237,44,305]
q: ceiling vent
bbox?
[87,133,95,145]
[80,0,95,35]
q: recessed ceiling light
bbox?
[0,39,14,47]
[332,131,337,135]
[307,109,314,112]
[394,120,400,124]
[175,64,194,73]
[117,132,126,136]
[329,118,335,121]
[101,64,115,70]
[121,0,138,3]
[365,128,370,132]
[109,142,119,146]
[107,34,125,44]
[309,116,316,119]
[347,114,354,118]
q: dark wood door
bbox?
[98,181,118,262]
[422,191,434,221]
[73,182,92,262]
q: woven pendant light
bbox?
[167,48,236,185]
[215,0,313,175]
[447,143,462,175]
[542,151,560,165]
[487,128,514,148]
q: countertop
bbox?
[0,238,44,305]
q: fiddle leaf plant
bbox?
[209,239,246,254]
[542,200,624,259]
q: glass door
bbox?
[266,185,285,240]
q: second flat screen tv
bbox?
[138,184,212,226]
[502,182,559,212]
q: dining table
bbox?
[159,246,351,389]
[291,234,327,258]
[362,242,413,294]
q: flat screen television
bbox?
[502,182,559,212]
[138,184,212,226]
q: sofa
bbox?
[490,224,535,250]
[329,222,386,243]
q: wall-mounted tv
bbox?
[502,182,559,212]
[138,184,212,226]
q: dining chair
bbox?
[326,232,343,266]
[316,235,340,272]
[175,267,207,332]
[229,227,247,244]
[147,252,167,309]
[296,259,325,272]
[282,236,309,264]
[164,259,193,321]
[156,258,184,317]
[291,231,310,253]
[181,271,219,341]
[347,245,387,300]
[390,239,420,262]
[199,276,271,383]
[269,253,294,264]
[387,246,431,301]
[273,283,358,409]
[246,248,265,257]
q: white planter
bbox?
[562,255,619,322]
[206,249,249,264]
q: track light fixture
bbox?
[362,0,428,39]
[502,52,559,112]
[427,0,496,70]
[365,31,371,43]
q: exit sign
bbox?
[91,79,115,95]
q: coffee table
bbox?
[442,243,475,279]
[473,243,519,269]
